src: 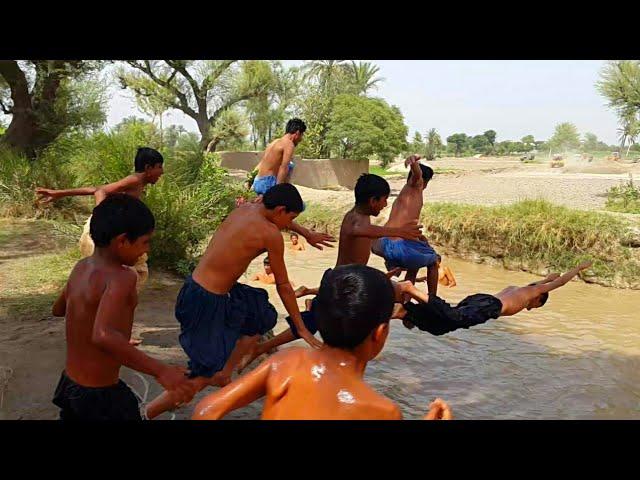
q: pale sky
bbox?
[105,60,620,145]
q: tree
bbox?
[118,60,274,150]
[483,129,497,150]
[471,134,491,154]
[521,135,535,152]
[596,61,640,115]
[348,61,384,95]
[424,128,442,161]
[207,108,249,152]
[324,94,408,166]
[410,131,425,155]
[583,132,599,152]
[446,133,469,157]
[617,110,640,156]
[548,122,581,152]
[0,60,106,158]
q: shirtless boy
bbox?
[235,174,422,371]
[372,155,439,295]
[144,183,321,419]
[51,194,195,420]
[289,233,305,251]
[192,264,452,420]
[251,257,276,284]
[392,261,593,335]
[36,147,164,290]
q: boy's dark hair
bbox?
[263,183,305,213]
[290,233,298,238]
[90,194,155,247]
[285,118,307,135]
[315,265,395,350]
[134,147,164,173]
[354,174,390,205]
[527,282,549,306]
[408,163,434,183]
[263,256,270,265]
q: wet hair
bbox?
[315,265,395,349]
[354,174,390,205]
[408,164,434,183]
[290,233,299,239]
[527,282,549,306]
[285,118,307,135]
[90,194,155,248]
[263,256,270,265]
[263,183,305,213]
[134,147,164,173]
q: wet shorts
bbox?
[176,276,278,378]
[251,162,295,195]
[285,297,319,338]
[403,293,503,336]
[52,371,141,421]
[379,238,440,271]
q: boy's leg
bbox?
[237,329,297,373]
[426,264,439,296]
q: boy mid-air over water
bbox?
[192,265,452,420]
[50,194,196,420]
[145,183,322,419]
[372,155,440,295]
[36,147,165,291]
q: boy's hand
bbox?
[424,398,453,420]
[385,267,403,279]
[405,155,421,167]
[298,327,323,349]
[35,188,61,204]
[157,365,196,404]
[304,230,335,250]
[398,221,423,241]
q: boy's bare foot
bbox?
[424,398,453,420]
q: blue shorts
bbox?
[379,238,440,271]
[285,297,319,339]
[176,276,278,378]
[251,162,295,195]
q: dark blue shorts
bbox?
[176,276,278,378]
[286,297,319,339]
[379,238,440,270]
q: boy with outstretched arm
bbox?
[144,183,321,419]
[51,194,196,420]
[192,265,452,420]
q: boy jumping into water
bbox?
[235,174,423,372]
[144,183,321,419]
[392,261,593,335]
[36,147,164,291]
[50,194,196,420]
[372,155,439,295]
[192,264,452,420]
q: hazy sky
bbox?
[106,60,620,145]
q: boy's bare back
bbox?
[256,137,293,178]
[262,348,402,420]
[336,209,376,266]
[193,204,282,294]
[63,258,138,387]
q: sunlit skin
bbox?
[145,202,321,419]
[255,131,303,184]
[392,261,593,325]
[371,155,438,294]
[192,325,452,421]
[51,229,197,405]
[289,234,306,251]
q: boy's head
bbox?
[285,118,307,146]
[315,264,395,360]
[354,174,390,216]
[90,194,155,266]
[408,163,434,189]
[134,147,164,184]
[290,233,299,245]
[263,183,305,229]
[526,284,549,310]
[263,256,272,275]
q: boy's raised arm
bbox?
[52,283,68,317]
[352,218,423,241]
[36,186,98,204]
[289,221,335,250]
[192,358,273,420]
[537,261,592,294]
[406,155,423,188]
[94,175,142,205]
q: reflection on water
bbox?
[242,241,640,420]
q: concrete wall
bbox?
[218,151,368,190]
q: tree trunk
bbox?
[197,117,212,151]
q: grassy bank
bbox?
[298,199,640,289]
[606,176,640,214]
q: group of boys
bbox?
[38,118,592,420]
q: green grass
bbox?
[605,176,640,214]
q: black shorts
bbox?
[403,293,502,336]
[52,371,142,421]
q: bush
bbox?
[606,175,640,214]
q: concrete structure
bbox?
[218,151,368,190]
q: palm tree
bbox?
[302,60,350,93]
[425,128,442,160]
[618,110,640,157]
[349,61,384,95]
